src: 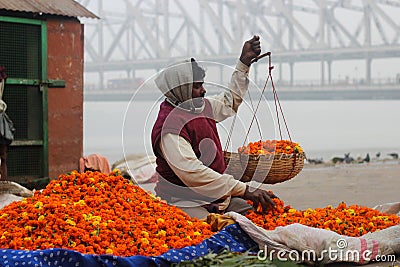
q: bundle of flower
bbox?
[246,198,400,237]
[229,140,305,184]
[0,171,213,256]
[237,140,303,155]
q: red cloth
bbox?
[79,154,111,174]
[151,100,226,185]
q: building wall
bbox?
[46,18,84,179]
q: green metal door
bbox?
[0,16,48,186]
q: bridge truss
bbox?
[78,0,400,90]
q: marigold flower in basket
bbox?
[0,171,213,256]
[238,139,303,155]
[232,140,305,184]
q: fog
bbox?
[78,0,400,86]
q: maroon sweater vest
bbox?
[151,99,226,197]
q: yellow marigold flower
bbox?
[157,218,165,224]
[193,231,201,236]
[61,204,66,207]
[288,208,297,213]
[1,231,8,239]
[141,231,149,238]
[346,209,355,215]
[24,226,33,231]
[92,216,101,222]
[156,230,166,237]
[0,213,8,218]
[90,229,99,236]
[34,202,43,209]
[69,241,76,247]
[74,200,86,206]
[65,218,76,226]
[105,248,113,254]
[187,221,193,226]
[92,220,100,227]
[141,238,149,245]
[38,215,45,221]
[21,212,28,218]
[88,178,95,182]
[24,237,32,241]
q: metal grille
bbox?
[0,18,45,182]
[7,145,43,178]
[3,85,43,140]
[0,21,41,79]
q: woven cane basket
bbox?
[224,151,306,184]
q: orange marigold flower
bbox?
[0,171,213,256]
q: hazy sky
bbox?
[79,0,400,86]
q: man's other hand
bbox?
[243,185,276,213]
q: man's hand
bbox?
[243,185,277,213]
[239,35,262,66]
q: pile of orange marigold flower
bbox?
[0,171,213,256]
[238,140,303,155]
[246,198,400,237]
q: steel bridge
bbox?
[78,0,400,92]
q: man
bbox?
[151,36,276,219]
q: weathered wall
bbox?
[46,18,83,179]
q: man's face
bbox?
[192,81,206,99]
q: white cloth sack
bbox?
[225,206,400,265]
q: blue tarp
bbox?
[0,224,257,267]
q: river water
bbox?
[84,99,400,165]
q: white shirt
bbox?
[160,61,250,210]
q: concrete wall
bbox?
[46,18,84,179]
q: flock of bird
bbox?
[307,152,399,165]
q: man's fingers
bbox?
[250,38,261,55]
[252,198,260,210]
[252,43,261,51]
[263,193,276,208]
[267,191,279,199]
[252,35,260,42]
[247,35,260,44]
[259,197,270,214]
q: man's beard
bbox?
[193,96,205,107]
